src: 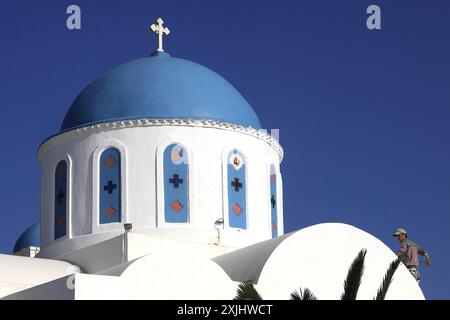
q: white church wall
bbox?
[38,121,283,257]
[52,234,126,274]
[125,232,230,262]
[39,232,232,275]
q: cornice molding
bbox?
[38,119,284,162]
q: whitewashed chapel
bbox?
[0,19,424,300]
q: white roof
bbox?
[0,254,79,298]
[214,223,425,300]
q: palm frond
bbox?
[341,249,367,300]
[234,281,263,300]
[374,256,402,300]
[290,288,318,300]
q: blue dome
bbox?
[13,223,40,253]
[61,52,261,131]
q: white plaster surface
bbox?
[255,223,425,300]
[0,254,79,298]
[38,123,283,257]
[1,224,425,300]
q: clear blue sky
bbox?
[0,0,448,299]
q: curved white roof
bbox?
[214,223,425,300]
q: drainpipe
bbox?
[214,218,224,245]
[123,223,133,262]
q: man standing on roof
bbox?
[393,228,431,283]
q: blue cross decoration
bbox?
[100,148,121,224]
[103,180,117,194]
[231,178,243,192]
[164,144,189,223]
[227,150,247,229]
[57,189,66,203]
[169,174,184,188]
[54,160,67,239]
[270,165,278,238]
[271,194,276,208]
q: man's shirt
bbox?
[397,239,427,268]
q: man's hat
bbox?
[393,228,407,237]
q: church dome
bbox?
[61,52,262,131]
[13,223,40,253]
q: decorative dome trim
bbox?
[38,118,284,163]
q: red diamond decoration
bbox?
[232,203,243,216]
[56,215,65,228]
[105,205,117,218]
[271,174,276,183]
[170,199,184,213]
[272,223,277,232]
[233,157,240,166]
[104,155,117,168]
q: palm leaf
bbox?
[341,249,367,300]
[234,281,263,300]
[290,288,318,300]
[374,256,402,300]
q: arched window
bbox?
[99,148,121,224]
[54,160,67,239]
[270,164,278,238]
[164,144,189,223]
[227,149,247,229]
